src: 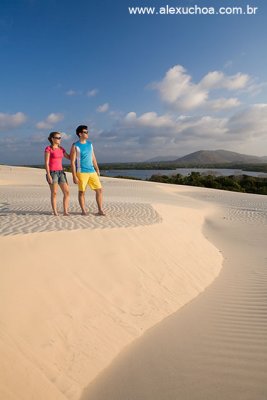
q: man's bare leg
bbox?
[78,191,87,215]
[95,188,105,215]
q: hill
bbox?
[173,150,266,165]
[145,155,180,162]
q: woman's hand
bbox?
[47,174,53,184]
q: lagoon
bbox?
[101,168,267,180]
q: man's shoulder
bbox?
[72,140,81,148]
[73,140,92,148]
[82,140,93,148]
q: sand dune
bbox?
[0,166,222,400]
[1,166,266,400]
[81,205,267,400]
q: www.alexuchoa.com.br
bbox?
[128,4,259,15]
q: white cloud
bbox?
[46,113,64,124]
[200,71,250,90]
[210,97,241,110]
[36,122,50,129]
[153,65,208,111]
[87,88,98,97]
[122,110,228,138]
[0,112,27,131]
[65,88,99,97]
[66,89,77,96]
[97,103,109,113]
[153,65,255,112]
[124,111,175,129]
[36,113,64,129]
[228,104,267,136]
[224,73,250,90]
[94,102,267,160]
[30,131,72,144]
[58,132,72,141]
[29,134,47,144]
[1,65,267,163]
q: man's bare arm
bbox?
[92,150,100,176]
[70,145,79,184]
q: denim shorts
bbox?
[46,170,68,184]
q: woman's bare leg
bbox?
[59,183,70,215]
[49,183,58,216]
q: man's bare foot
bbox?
[52,211,59,216]
[97,210,106,216]
[63,212,70,216]
[81,211,88,216]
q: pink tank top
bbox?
[45,146,65,171]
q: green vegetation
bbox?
[99,161,267,173]
[148,172,267,195]
[17,162,267,173]
[99,162,177,170]
[103,175,142,181]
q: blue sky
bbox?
[0,0,266,164]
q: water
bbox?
[101,168,267,181]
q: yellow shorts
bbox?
[76,172,102,192]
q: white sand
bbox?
[3,166,266,400]
[0,165,223,400]
[81,186,267,400]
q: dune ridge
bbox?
[80,187,267,400]
[0,166,223,400]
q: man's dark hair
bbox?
[76,125,88,137]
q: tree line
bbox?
[148,172,267,195]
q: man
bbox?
[70,125,105,216]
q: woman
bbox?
[44,132,70,216]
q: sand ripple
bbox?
[180,189,267,225]
[0,201,161,236]
[226,207,267,224]
[0,178,164,236]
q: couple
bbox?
[44,125,105,216]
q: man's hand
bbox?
[73,175,79,184]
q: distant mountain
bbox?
[142,150,267,165]
[145,155,179,162]
[173,150,267,165]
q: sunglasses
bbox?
[53,136,61,139]
[82,131,88,134]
